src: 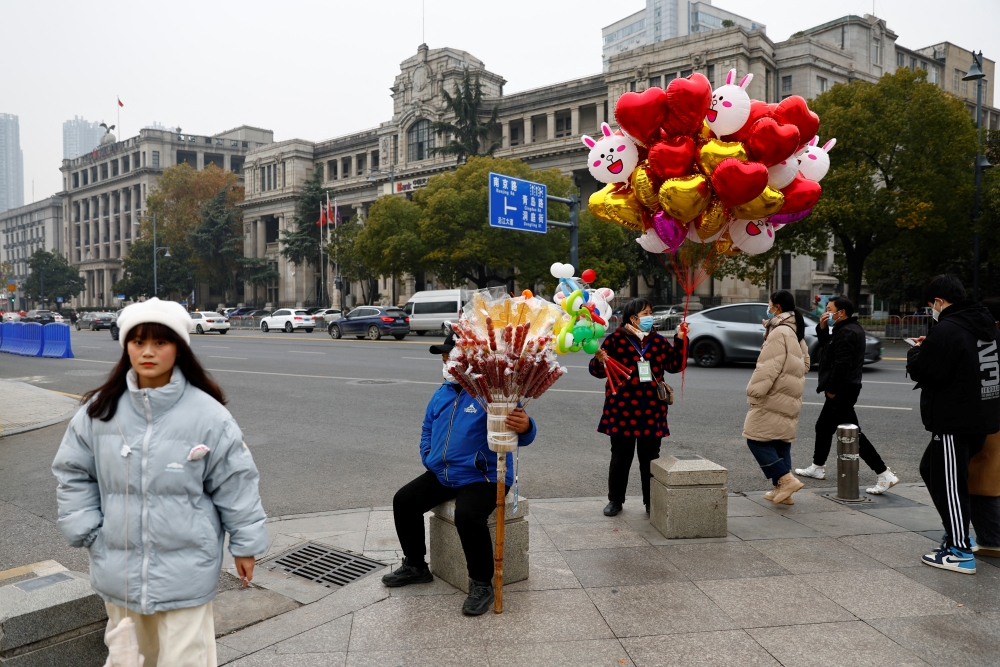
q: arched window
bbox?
[407,120,434,162]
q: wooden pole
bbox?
[494,455,506,613]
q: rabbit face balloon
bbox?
[767,158,799,190]
[729,218,776,255]
[706,69,754,137]
[581,122,639,184]
[797,136,836,182]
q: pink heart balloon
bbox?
[769,208,812,225]
[653,211,687,251]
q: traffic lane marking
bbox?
[288,351,326,355]
[210,356,248,360]
[402,357,437,361]
[805,377,913,386]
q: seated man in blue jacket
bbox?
[382,330,536,615]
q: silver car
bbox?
[684,303,883,368]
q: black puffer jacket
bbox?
[816,315,866,395]
[907,301,1000,435]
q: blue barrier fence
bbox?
[0,322,74,358]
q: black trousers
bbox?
[812,385,887,474]
[920,433,986,551]
[392,470,507,583]
[608,436,661,505]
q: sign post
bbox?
[488,172,579,271]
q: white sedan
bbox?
[260,308,315,333]
[189,312,231,335]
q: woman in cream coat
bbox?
[744,290,811,504]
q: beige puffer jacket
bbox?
[743,312,811,443]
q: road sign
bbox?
[117,294,125,301]
[56,297,63,303]
[6,281,15,293]
[488,172,547,234]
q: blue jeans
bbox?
[746,439,792,486]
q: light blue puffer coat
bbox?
[52,367,268,614]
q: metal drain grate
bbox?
[264,543,385,588]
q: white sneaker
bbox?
[866,469,899,495]
[794,464,826,479]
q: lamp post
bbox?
[962,51,993,301]
[368,164,397,304]
[134,213,171,298]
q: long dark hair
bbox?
[82,322,226,421]
[770,290,805,342]
[622,297,652,330]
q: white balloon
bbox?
[591,288,615,321]
[797,136,836,182]
[550,262,575,279]
[581,122,639,184]
[636,230,669,253]
[706,69,754,137]
[767,159,798,190]
[729,218,775,255]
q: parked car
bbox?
[52,313,65,323]
[189,311,231,335]
[77,311,115,331]
[259,308,315,333]
[2,312,21,322]
[651,302,704,330]
[110,309,124,340]
[403,289,472,336]
[23,309,56,324]
[684,303,882,368]
[313,308,343,325]
[328,306,410,341]
[228,307,258,318]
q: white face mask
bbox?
[443,364,456,383]
[931,306,941,322]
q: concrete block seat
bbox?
[430,494,529,593]
[650,455,728,539]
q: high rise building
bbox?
[63,116,105,160]
[602,0,765,70]
[0,113,25,214]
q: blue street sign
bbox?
[117,294,125,301]
[56,297,63,303]
[488,172,547,234]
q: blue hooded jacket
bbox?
[421,382,536,487]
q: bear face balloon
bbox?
[797,136,836,182]
[767,158,799,190]
[706,69,754,137]
[581,122,639,184]
[729,218,776,255]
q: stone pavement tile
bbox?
[289,531,368,555]
[798,569,963,619]
[659,542,790,581]
[747,537,886,574]
[587,582,738,637]
[748,620,930,667]
[214,586,300,635]
[216,643,245,665]
[366,510,396,532]
[487,639,634,666]
[528,500,612,525]
[896,562,1000,612]
[527,518,558,552]
[838,532,939,568]
[861,506,944,532]
[346,594,474,652]
[260,533,306,560]
[228,652,347,667]
[506,550,581,591]
[389,575,462,597]
[886,483,933,506]
[727,515,823,540]
[270,511,372,537]
[621,630,780,667]
[786,510,909,537]
[543,520,651,550]
[273,613,353,654]
[363,528,402,552]
[696,575,856,629]
[362,550,403,569]
[745,490,850,515]
[869,612,1000,667]
[563,546,684,588]
[345,646,487,666]
[728,496,780,517]
[484,589,615,644]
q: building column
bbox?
[523,116,533,144]
[256,219,266,258]
[570,107,580,136]
[546,112,555,141]
[501,121,510,148]
[104,267,112,305]
[91,196,99,260]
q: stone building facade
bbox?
[0,195,62,311]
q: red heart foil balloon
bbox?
[711,158,769,208]
[662,73,712,137]
[745,118,801,167]
[615,87,668,145]
[647,136,696,179]
[722,100,774,143]
[779,174,823,214]
[774,96,820,148]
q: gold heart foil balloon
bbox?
[631,162,660,211]
[588,184,618,223]
[698,119,714,141]
[715,230,741,256]
[604,189,646,232]
[696,198,727,241]
[658,174,711,223]
[697,139,748,176]
[731,187,785,219]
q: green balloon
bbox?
[572,325,591,340]
[583,338,600,354]
[594,323,606,337]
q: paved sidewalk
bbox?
[0,379,79,437]
[214,483,1000,667]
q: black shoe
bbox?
[603,501,623,517]
[381,558,433,588]
[645,503,650,516]
[462,579,494,616]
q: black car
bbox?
[109,309,125,340]
[328,306,410,340]
[228,307,258,318]
[23,309,56,324]
[77,311,115,331]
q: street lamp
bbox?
[962,51,993,300]
[134,213,171,299]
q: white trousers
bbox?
[105,601,217,667]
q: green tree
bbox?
[354,196,426,279]
[22,250,85,306]
[113,238,192,300]
[281,168,327,269]
[189,187,244,302]
[577,210,631,292]
[329,216,378,304]
[429,69,501,163]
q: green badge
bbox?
[637,359,652,383]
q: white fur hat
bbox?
[116,298,192,347]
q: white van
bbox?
[403,289,473,335]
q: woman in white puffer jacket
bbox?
[743,290,811,505]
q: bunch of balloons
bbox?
[550,263,615,355]
[582,69,835,256]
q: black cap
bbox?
[429,329,456,355]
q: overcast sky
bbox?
[2,0,997,204]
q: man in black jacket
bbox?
[908,275,1000,575]
[795,296,899,493]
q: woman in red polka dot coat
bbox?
[590,298,688,517]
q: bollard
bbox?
[835,424,860,501]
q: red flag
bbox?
[317,204,327,227]
[118,97,124,107]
